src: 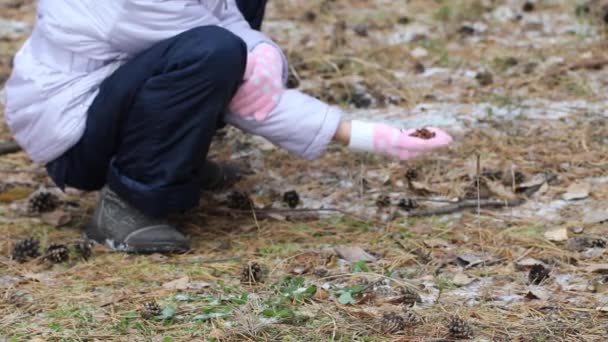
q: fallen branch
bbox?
[202,207,371,222]
[0,140,21,155]
[407,198,525,217]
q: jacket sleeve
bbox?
[107,0,223,55]
[216,0,288,81]
[224,90,343,160]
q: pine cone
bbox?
[405,168,419,180]
[376,195,391,208]
[28,191,59,213]
[591,238,607,248]
[448,317,473,339]
[74,240,93,261]
[240,262,264,284]
[400,287,422,307]
[44,243,69,264]
[141,301,161,319]
[11,237,40,263]
[380,312,406,334]
[528,264,550,285]
[402,311,422,327]
[227,191,252,210]
[283,190,300,208]
[398,198,418,211]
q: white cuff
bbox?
[348,120,376,153]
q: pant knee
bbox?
[177,26,247,87]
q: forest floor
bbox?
[1,0,608,341]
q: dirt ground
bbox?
[1,0,608,341]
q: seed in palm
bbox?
[283,190,300,208]
[11,237,40,263]
[240,262,264,284]
[74,240,93,261]
[44,243,69,264]
[140,300,162,319]
[448,317,474,339]
[528,264,550,284]
[398,198,418,211]
[380,312,406,334]
[28,191,59,213]
[227,191,252,210]
[400,287,422,307]
[376,195,391,208]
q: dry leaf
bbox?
[40,210,72,227]
[515,258,548,270]
[149,253,169,262]
[544,227,568,242]
[585,264,608,274]
[525,286,549,300]
[562,182,591,201]
[596,305,608,312]
[0,274,22,288]
[334,245,378,262]
[188,281,212,290]
[583,209,608,225]
[453,273,473,286]
[485,179,518,201]
[313,288,330,301]
[0,186,34,203]
[162,276,190,290]
[423,238,449,248]
[516,173,549,195]
[407,180,439,196]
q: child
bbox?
[2,0,453,253]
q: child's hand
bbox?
[229,44,284,122]
[345,121,453,160]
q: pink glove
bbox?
[229,44,284,122]
[348,121,453,160]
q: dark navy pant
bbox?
[46,1,268,218]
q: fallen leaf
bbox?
[313,288,329,301]
[456,254,484,267]
[583,209,608,225]
[525,286,549,301]
[516,173,548,194]
[585,264,608,274]
[149,253,169,262]
[515,258,548,270]
[188,281,212,290]
[0,274,22,288]
[423,238,449,248]
[334,245,378,262]
[0,186,34,203]
[485,179,518,201]
[407,180,439,196]
[596,305,608,312]
[562,182,591,201]
[22,272,56,286]
[544,227,568,242]
[453,273,473,286]
[162,276,190,290]
[40,210,72,227]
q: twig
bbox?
[201,207,369,222]
[407,198,525,217]
[0,141,20,156]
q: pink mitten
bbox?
[229,44,284,121]
[348,121,453,160]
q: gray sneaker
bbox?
[85,187,190,254]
